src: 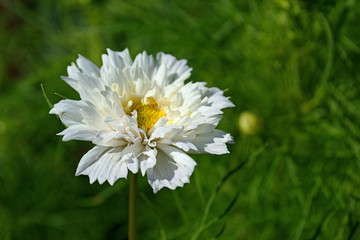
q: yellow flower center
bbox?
[111,83,165,132]
[132,97,165,131]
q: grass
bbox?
[1,0,360,239]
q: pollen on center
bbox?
[134,97,165,131]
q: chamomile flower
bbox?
[50,48,234,193]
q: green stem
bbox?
[128,173,137,240]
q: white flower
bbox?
[50,48,234,193]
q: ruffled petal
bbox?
[147,144,196,193]
[76,145,108,176]
[58,125,97,141]
[207,90,235,109]
[61,76,78,91]
[67,62,81,80]
[92,130,129,147]
[172,140,197,152]
[50,99,86,127]
[76,54,100,77]
[133,51,156,78]
[64,56,102,95]
[204,133,233,154]
[103,48,132,71]
[190,130,234,155]
[156,52,191,82]
[121,144,140,174]
[76,146,128,185]
[149,124,183,145]
[152,64,168,88]
[139,146,157,176]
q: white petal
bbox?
[67,62,81,79]
[171,68,192,84]
[117,48,133,66]
[190,130,233,155]
[105,49,126,70]
[156,52,191,82]
[79,101,107,130]
[204,133,233,154]
[139,146,157,176]
[61,76,78,91]
[75,74,103,103]
[147,144,196,193]
[133,51,156,77]
[97,150,123,184]
[108,157,128,185]
[197,106,223,117]
[149,124,183,144]
[104,48,132,69]
[50,99,86,127]
[209,94,234,109]
[92,130,128,147]
[127,158,139,174]
[76,55,100,77]
[76,72,102,91]
[76,147,128,185]
[120,139,143,174]
[205,87,235,109]
[122,147,139,174]
[58,125,97,141]
[147,117,168,136]
[76,84,103,104]
[172,140,197,152]
[76,145,108,176]
[153,64,168,88]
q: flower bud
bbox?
[238,111,261,135]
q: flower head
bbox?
[50,48,234,193]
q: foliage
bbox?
[0,0,359,239]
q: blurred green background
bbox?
[1,0,360,239]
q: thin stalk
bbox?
[128,173,137,240]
